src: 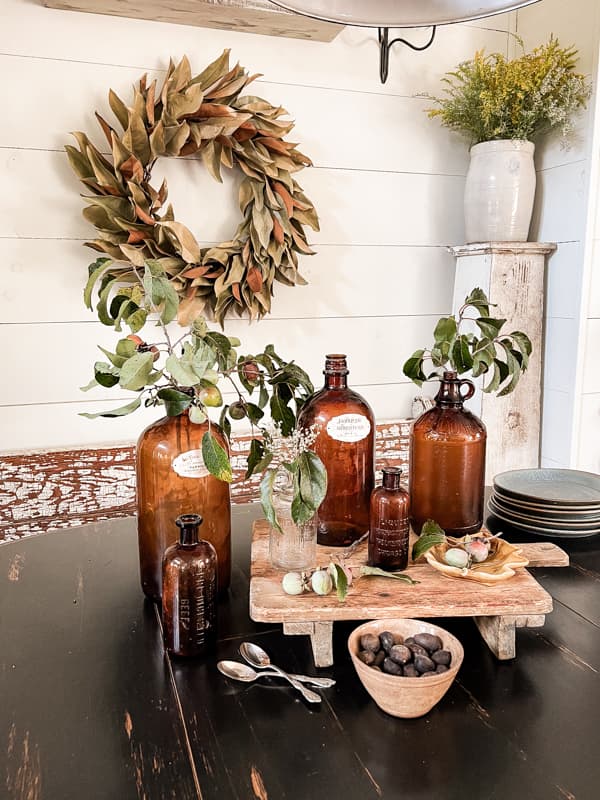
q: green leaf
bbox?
[157,277,179,324]
[189,406,207,424]
[246,402,264,426]
[331,562,349,602]
[157,387,193,416]
[451,335,473,374]
[166,352,200,387]
[483,360,501,393]
[260,468,281,532]
[118,352,154,391]
[403,349,427,385]
[93,360,120,388]
[125,304,148,335]
[202,430,233,483]
[412,520,446,561]
[475,317,506,339]
[245,438,265,479]
[464,287,491,315]
[270,391,295,436]
[80,378,99,392]
[116,338,137,359]
[84,258,112,309]
[294,451,327,523]
[359,566,419,585]
[434,316,457,343]
[80,396,141,418]
[192,339,216,379]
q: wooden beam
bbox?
[42,0,344,42]
[0,419,410,540]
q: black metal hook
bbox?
[378,26,437,83]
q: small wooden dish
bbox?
[424,534,529,585]
[348,619,463,718]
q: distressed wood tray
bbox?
[249,520,569,667]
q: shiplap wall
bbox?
[516,0,600,470]
[0,0,512,453]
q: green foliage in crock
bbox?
[81,257,326,524]
[403,288,532,396]
[426,36,591,144]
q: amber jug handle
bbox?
[459,379,476,401]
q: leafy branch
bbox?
[403,287,532,396]
[81,257,326,519]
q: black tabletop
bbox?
[2,505,600,800]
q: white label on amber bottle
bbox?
[326,414,371,443]
[172,449,210,478]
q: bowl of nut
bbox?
[348,619,464,718]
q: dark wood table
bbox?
[2,505,600,800]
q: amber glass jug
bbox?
[298,354,375,547]
[410,371,486,536]
[136,413,231,600]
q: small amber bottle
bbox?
[368,467,410,571]
[162,514,217,657]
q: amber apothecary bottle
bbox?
[410,371,486,536]
[369,467,410,571]
[162,514,217,658]
[298,354,375,547]
[136,414,231,600]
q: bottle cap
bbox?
[324,353,349,375]
[382,467,403,490]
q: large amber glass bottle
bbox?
[136,413,231,600]
[298,354,375,547]
[410,371,486,536]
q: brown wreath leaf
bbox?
[108,89,129,131]
[160,221,201,264]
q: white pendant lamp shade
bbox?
[270,0,541,28]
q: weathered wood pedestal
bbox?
[249,519,568,667]
[450,242,557,482]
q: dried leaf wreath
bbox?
[66,50,319,326]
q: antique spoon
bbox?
[218,659,322,703]
[240,641,334,690]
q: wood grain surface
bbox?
[43,0,344,41]
[250,519,565,623]
[1,505,600,799]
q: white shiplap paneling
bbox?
[0,0,509,453]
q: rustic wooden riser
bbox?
[249,520,569,666]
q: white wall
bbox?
[516,0,600,469]
[0,0,512,452]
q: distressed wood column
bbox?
[449,242,556,483]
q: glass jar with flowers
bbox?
[80,258,327,599]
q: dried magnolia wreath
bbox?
[66,50,319,326]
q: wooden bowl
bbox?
[348,619,464,718]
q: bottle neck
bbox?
[324,374,347,389]
[435,370,465,408]
[323,353,349,389]
[382,468,403,490]
[176,513,203,547]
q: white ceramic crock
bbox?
[464,139,536,243]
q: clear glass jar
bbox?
[269,468,317,571]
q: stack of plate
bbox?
[488,468,600,539]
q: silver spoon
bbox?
[239,641,333,694]
[218,659,322,704]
